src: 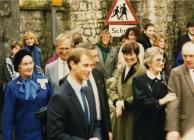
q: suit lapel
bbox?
[183,66,194,96]
[65,81,89,135]
[51,60,59,85]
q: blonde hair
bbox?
[99,30,112,43]
[54,33,73,48]
[153,34,167,49]
[22,30,39,46]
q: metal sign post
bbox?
[51,0,62,43]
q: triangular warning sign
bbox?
[105,0,139,25]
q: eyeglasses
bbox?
[153,58,166,63]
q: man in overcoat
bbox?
[166,41,194,140]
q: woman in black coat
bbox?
[132,47,176,140]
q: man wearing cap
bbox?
[175,20,194,66]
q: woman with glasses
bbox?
[132,47,176,140]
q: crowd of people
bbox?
[1,20,194,140]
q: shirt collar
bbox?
[189,68,194,73]
[146,70,161,80]
[58,57,65,64]
[67,74,83,93]
[125,65,131,69]
[188,33,193,40]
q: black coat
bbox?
[132,74,167,140]
[138,32,152,50]
[92,68,112,140]
[47,79,99,140]
[175,33,191,59]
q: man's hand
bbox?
[159,92,176,105]
[166,131,180,140]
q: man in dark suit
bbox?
[175,21,194,66]
[47,48,100,140]
[69,42,112,140]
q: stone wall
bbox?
[0,0,20,83]
[3,0,194,66]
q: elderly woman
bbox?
[2,50,52,140]
[109,42,145,140]
[132,47,176,140]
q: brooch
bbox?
[37,78,48,89]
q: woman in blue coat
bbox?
[2,50,52,140]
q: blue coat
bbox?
[2,74,52,140]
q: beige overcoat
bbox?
[165,65,194,136]
[108,64,145,140]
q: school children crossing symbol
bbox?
[105,0,139,25]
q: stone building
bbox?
[1,0,194,81]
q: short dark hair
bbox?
[122,42,140,56]
[187,20,194,28]
[125,27,140,41]
[120,34,127,42]
[144,23,154,30]
[67,48,92,70]
[72,33,83,47]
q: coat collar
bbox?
[183,65,194,95]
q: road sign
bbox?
[52,0,62,6]
[109,25,136,37]
[105,0,139,25]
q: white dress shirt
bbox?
[67,75,90,115]
[58,58,69,81]
[189,69,194,84]
[89,74,101,120]
[124,65,131,79]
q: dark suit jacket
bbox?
[47,79,99,140]
[175,34,191,66]
[92,68,112,140]
[175,33,191,59]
